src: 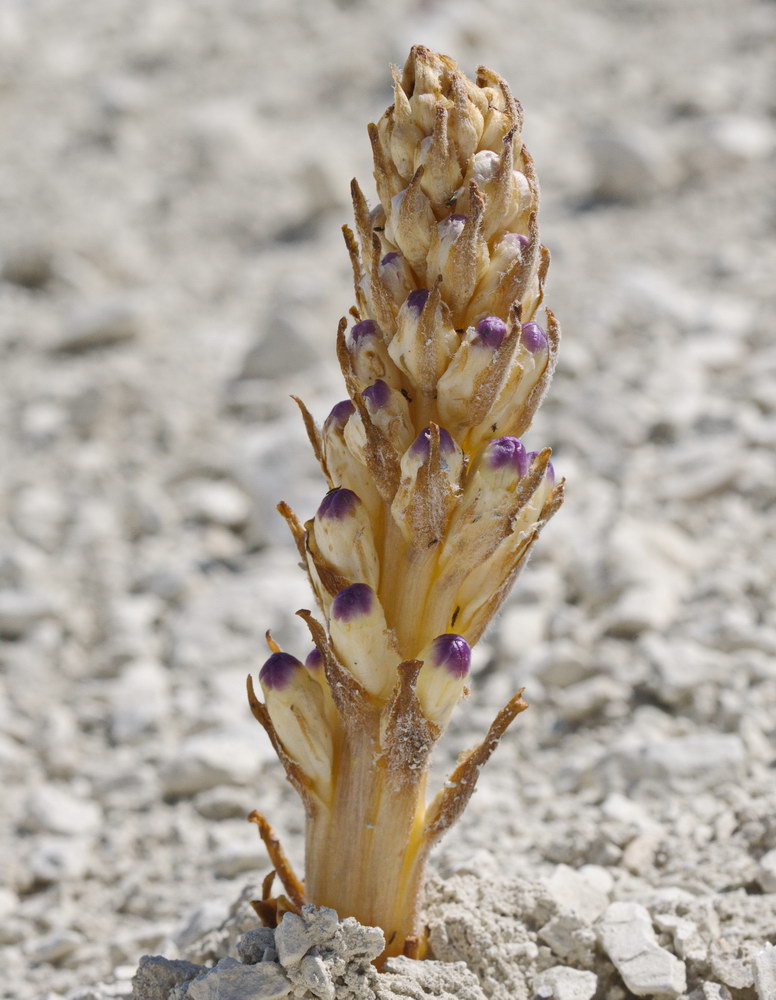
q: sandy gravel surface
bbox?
[2,1,775,998]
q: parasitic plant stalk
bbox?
[247,46,564,961]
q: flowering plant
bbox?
[247,45,563,961]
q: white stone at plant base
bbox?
[598,901,686,998]
[185,957,291,1000]
[754,944,776,1000]
[379,956,487,1000]
[132,956,206,1000]
[272,912,317,967]
[295,953,335,1000]
[237,928,277,964]
[534,966,597,1000]
[424,874,556,1000]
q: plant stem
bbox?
[304,713,429,960]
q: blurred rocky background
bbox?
[1,0,775,997]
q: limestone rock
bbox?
[753,944,776,1000]
[131,956,204,1000]
[379,956,487,1000]
[273,912,316,967]
[185,957,291,1000]
[58,300,142,352]
[161,731,261,797]
[24,784,102,836]
[534,966,597,1000]
[598,901,686,998]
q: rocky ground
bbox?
[1,0,775,998]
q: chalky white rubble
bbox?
[248,45,563,956]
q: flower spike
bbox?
[251,47,564,961]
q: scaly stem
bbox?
[304,714,429,960]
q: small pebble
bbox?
[598,901,686,998]
[534,965,597,1000]
[57,300,142,352]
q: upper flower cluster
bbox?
[253,46,563,813]
[354,46,548,335]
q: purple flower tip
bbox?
[449,213,467,223]
[317,487,358,521]
[305,648,323,671]
[474,315,507,350]
[381,251,400,266]
[406,288,430,314]
[362,379,391,411]
[438,427,455,454]
[526,450,555,481]
[430,634,471,679]
[351,320,378,344]
[410,426,456,461]
[516,233,530,248]
[520,321,548,354]
[484,436,529,478]
[259,651,302,691]
[325,399,355,429]
[331,583,374,623]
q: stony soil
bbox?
[1,0,775,998]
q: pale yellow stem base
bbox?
[304,717,429,961]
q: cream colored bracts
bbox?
[247,46,564,960]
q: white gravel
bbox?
[2,0,775,998]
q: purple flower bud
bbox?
[324,399,355,429]
[259,651,302,691]
[526,450,556,483]
[381,251,400,266]
[362,379,391,411]
[448,213,467,224]
[410,426,456,461]
[474,315,508,350]
[515,234,529,248]
[406,289,430,314]
[520,321,548,354]
[350,320,378,344]
[305,648,323,671]
[331,583,374,623]
[484,436,529,478]
[430,634,471,679]
[317,487,358,521]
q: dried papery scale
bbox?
[247,46,564,961]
